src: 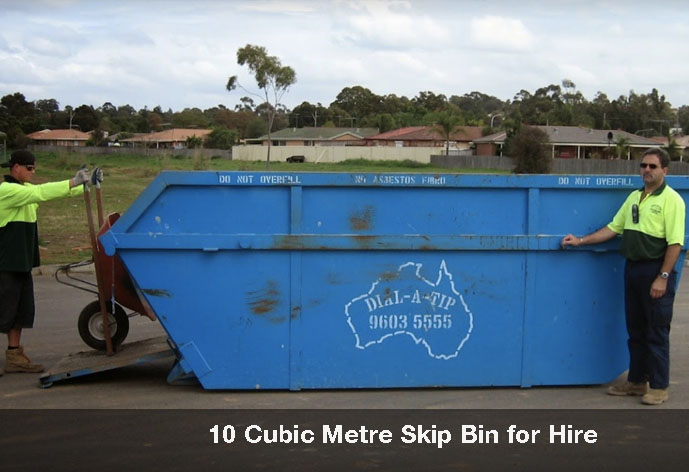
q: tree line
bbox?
[2,79,689,150]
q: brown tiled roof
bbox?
[367,126,483,142]
[27,129,90,141]
[368,126,427,140]
[121,128,212,143]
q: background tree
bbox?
[173,107,208,129]
[72,104,99,131]
[290,101,330,128]
[330,86,381,124]
[186,135,203,148]
[449,91,503,125]
[665,136,681,161]
[507,125,552,174]
[427,108,465,156]
[205,127,238,150]
[677,105,689,135]
[615,136,630,160]
[226,44,296,169]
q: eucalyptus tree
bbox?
[227,44,296,169]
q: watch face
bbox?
[661,272,670,279]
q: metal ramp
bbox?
[39,336,176,388]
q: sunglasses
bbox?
[632,204,639,224]
[639,163,658,169]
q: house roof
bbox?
[367,126,483,142]
[650,135,689,148]
[108,132,147,141]
[121,128,212,143]
[27,129,90,141]
[474,126,660,146]
[249,127,379,142]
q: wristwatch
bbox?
[660,272,670,280]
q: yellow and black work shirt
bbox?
[607,182,685,261]
[0,175,83,272]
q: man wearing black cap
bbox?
[0,150,90,375]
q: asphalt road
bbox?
[1,270,688,410]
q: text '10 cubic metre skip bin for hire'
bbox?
[99,172,689,390]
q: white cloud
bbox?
[24,37,72,58]
[236,0,318,14]
[609,23,623,35]
[2,0,689,112]
[470,16,534,51]
[342,0,448,50]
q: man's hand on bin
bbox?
[70,168,90,188]
[560,234,582,248]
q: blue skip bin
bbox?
[100,172,689,390]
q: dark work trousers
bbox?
[624,260,676,389]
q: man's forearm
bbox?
[661,244,682,274]
[579,226,618,245]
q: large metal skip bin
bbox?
[100,172,689,390]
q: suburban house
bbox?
[120,128,212,149]
[474,126,661,159]
[246,127,379,146]
[26,129,90,147]
[365,126,483,150]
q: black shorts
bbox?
[0,271,35,333]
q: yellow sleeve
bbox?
[0,180,74,208]
[69,184,85,197]
[607,199,629,234]
[664,191,685,246]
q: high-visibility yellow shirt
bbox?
[0,175,83,272]
[607,182,685,261]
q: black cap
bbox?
[1,150,36,168]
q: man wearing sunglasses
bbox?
[561,147,685,405]
[0,150,90,375]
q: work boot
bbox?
[642,388,669,405]
[606,381,647,396]
[5,347,44,373]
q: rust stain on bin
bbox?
[352,235,381,250]
[248,280,280,315]
[379,271,399,282]
[273,235,304,250]
[350,205,375,231]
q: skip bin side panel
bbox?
[522,252,628,386]
[128,186,290,235]
[294,251,525,388]
[117,249,292,390]
[301,187,528,235]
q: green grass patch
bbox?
[26,151,505,265]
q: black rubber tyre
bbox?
[77,300,129,351]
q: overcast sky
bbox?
[1,0,688,113]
